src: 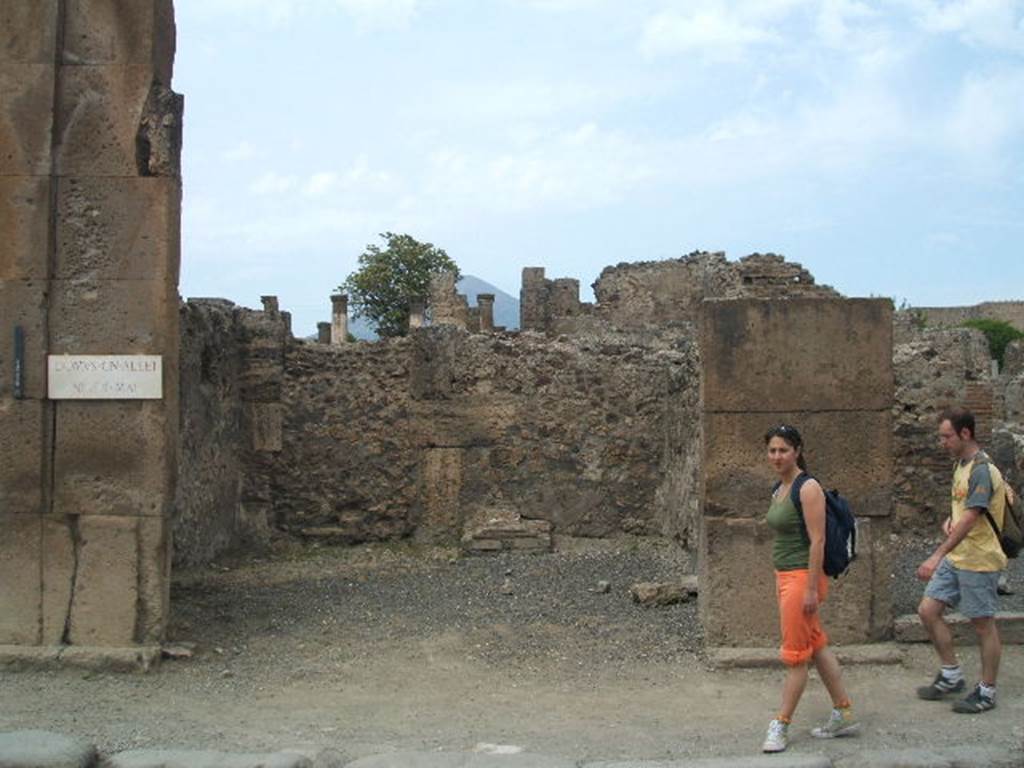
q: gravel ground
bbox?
[1,536,1023,763]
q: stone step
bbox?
[104,750,312,768]
[706,643,905,669]
[893,611,1024,644]
[0,730,96,768]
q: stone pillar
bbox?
[699,298,894,648]
[317,322,331,344]
[550,279,581,318]
[477,294,495,332]
[0,0,182,656]
[409,297,426,330]
[261,295,279,314]
[331,294,348,345]
[520,268,549,331]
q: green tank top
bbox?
[767,491,810,571]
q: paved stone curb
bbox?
[894,612,1024,644]
[102,750,313,768]
[346,754,575,768]
[588,756,831,768]
[831,746,1024,767]
[0,730,96,768]
[0,646,161,673]
[705,643,905,669]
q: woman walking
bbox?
[761,424,860,753]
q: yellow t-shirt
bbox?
[947,452,1008,572]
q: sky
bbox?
[174,0,1024,336]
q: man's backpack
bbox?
[776,473,858,578]
[970,453,1023,559]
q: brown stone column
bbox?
[477,294,495,332]
[331,294,348,345]
[1,0,182,657]
[317,322,332,344]
[699,299,894,648]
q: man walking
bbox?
[916,407,1008,714]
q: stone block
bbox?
[0,2,59,63]
[48,278,179,355]
[0,398,45,514]
[0,63,54,175]
[0,730,97,768]
[248,402,283,452]
[0,279,48,399]
[54,401,175,517]
[137,515,170,643]
[701,298,893,412]
[56,176,181,282]
[0,175,51,279]
[699,516,891,647]
[63,0,176,83]
[106,750,313,768]
[0,514,42,645]
[41,515,75,644]
[54,65,156,177]
[67,515,139,645]
[699,517,777,647]
[703,410,892,518]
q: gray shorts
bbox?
[924,557,1000,618]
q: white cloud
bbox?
[945,68,1024,156]
[641,8,779,59]
[304,172,339,197]
[250,172,298,195]
[902,0,1024,51]
[222,141,258,162]
[195,0,419,28]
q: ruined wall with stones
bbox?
[520,252,839,334]
[267,328,702,549]
[907,302,1024,332]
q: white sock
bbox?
[979,682,996,700]
[941,664,963,682]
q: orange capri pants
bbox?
[776,569,830,666]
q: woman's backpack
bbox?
[787,473,858,578]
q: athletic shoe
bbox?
[952,686,996,714]
[916,673,965,700]
[762,719,789,753]
[810,707,861,738]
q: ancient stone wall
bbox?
[906,302,1024,332]
[699,298,894,647]
[1,1,181,648]
[269,328,702,548]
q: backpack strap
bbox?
[789,472,812,545]
[966,452,1003,538]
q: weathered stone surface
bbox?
[894,611,1024,645]
[54,402,174,517]
[0,729,96,768]
[347,754,574,768]
[56,644,161,672]
[41,516,75,644]
[0,514,42,645]
[629,581,691,606]
[0,2,60,64]
[247,402,283,452]
[55,66,164,177]
[63,0,176,83]
[701,298,893,413]
[137,515,171,643]
[703,410,893,519]
[56,176,181,282]
[48,278,179,355]
[105,751,311,768]
[0,398,45,514]
[591,756,832,768]
[818,518,893,644]
[848,747,1024,768]
[0,279,48,399]
[706,643,904,668]
[0,63,54,175]
[67,515,139,646]
[0,175,51,279]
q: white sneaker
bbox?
[762,719,789,753]
[810,707,861,738]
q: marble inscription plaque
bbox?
[48,355,163,399]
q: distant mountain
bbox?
[347,275,520,340]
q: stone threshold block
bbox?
[0,729,96,768]
[104,750,312,768]
[347,753,576,768]
[0,176,51,280]
[894,611,1024,645]
[705,643,906,670]
[0,645,160,673]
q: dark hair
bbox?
[939,407,976,440]
[764,424,808,471]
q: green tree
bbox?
[340,232,460,338]
[962,318,1024,368]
